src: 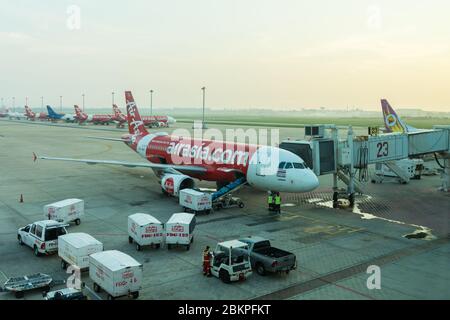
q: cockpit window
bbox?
[293,162,305,169]
[278,162,286,169]
[285,162,293,169]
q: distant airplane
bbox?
[5,108,27,120]
[111,104,127,128]
[73,105,113,125]
[46,106,75,122]
[111,105,176,128]
[36,91,319,196]
[381,99,418,133]
[24,106,48,121]
[0,107,8,118]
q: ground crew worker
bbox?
[274,193,281,214]
[267,192,274,211]
[202,246,212,276]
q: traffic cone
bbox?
[19,194,23,203]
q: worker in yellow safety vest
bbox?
[274,193,281,214]
[267,192,274,211]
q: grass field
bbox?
[176,116,450,129]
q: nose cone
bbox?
[168,116,176,124]
[305,171,319,192]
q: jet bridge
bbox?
[280,125,450,207]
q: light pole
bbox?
[26,97,28,106]
[12,97,15,112]
[1,97,4,108]
[60,96,63,112]
[82,93,85,112]
[201,87,206,127]
[112,91,115,105]
[150,90,153,117]
[41,96,44,112]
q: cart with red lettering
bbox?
[128,213,164,251]
[165,213,196,251]
[89,250,143,300]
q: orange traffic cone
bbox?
[19,194,23,203]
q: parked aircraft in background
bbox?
[46,106,75,122]
[36,91,319,197]
[24,106,48,121]
[111,104,127,128]
[381,99,418,133]
[73,105,113,125]
[112,104,176,128]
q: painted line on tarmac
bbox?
[253,234,450,300]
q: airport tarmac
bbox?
[0,119,449,300]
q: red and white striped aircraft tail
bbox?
[125,91,148,136]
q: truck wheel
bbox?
[75,219,81,225]
[15,291,24,299]
[238,202,244,208]
[191,236,194,244]
[256,263,266,276]
[132,292,139,299]
[128,236,133,244]
[34,246,40,257]
[186,245,190,251]
[61,260,67,270]
[156,244,161,249]
[18,235,23,245]
[219,270,231,284]
[167,244,172,250]
[205,209,211,215]
[136,244,141,251]
[93,283,101,293]
[107,294,115,300]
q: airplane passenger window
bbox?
[285,162,293,169]
[278,162,286,169]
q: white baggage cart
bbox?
[44,199,84,225]
[58,233,103,270]
[128,213,164,251]
[89,250,142,300]
[165,213,196,251]
[179,189,212,214]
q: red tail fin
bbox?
[74,105,83,116]
[125,91,148,136]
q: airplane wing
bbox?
[34,153,207,173]
[85,136,130,142]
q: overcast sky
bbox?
[1,0,450,111]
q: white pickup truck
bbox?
[17,220,68,256]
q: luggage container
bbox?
[89,250,142,300]
[179,189,212,214]
[58,233,103,270]
[165,213,196,251]
[44,199,84,225]
[128,213,164,251]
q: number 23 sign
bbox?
[376,142,389,158]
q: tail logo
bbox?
[127,102,144,134]
[385,113,397,128]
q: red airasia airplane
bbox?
[36,91,319,195]
[74,105,113,125]
[111,104,127,128]
[24,106,48,121]
[112,104,176,128]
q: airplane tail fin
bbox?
[113,104,122,115]
[46,105,58,117]
[24,105,33,116]
[74,105,83,117]
[381,99,409,133]
[125,91,148,136]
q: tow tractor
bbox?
[210,240,253,283]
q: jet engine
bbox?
[161,174,195,196]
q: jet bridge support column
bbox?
[347,126,356,207]
[331,127,339,208]
[442,157,450,192]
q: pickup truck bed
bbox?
[253,246,291,259]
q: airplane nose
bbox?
[168,116,176,124]
[306,171,319,191]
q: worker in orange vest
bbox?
[203,246,212,276]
